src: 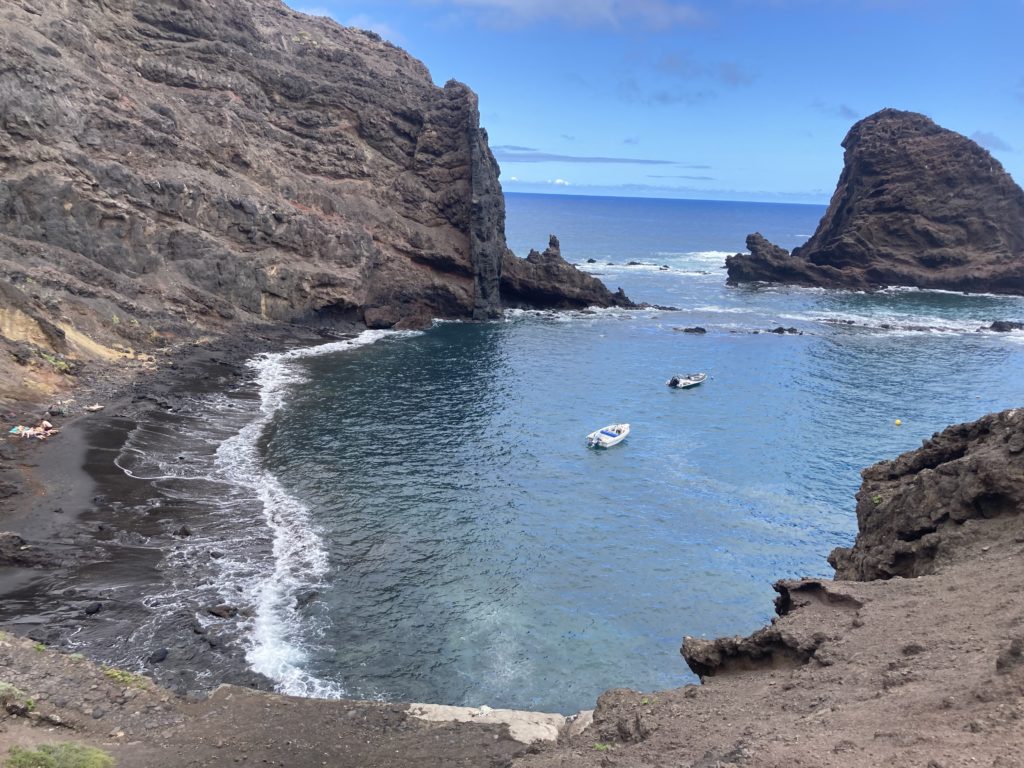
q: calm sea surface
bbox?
[125,193,1024,713]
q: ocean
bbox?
[113,192,1024,714]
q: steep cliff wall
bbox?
[0,0,625,405]
[727,109,1024,293]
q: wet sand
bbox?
[0,326,352,694]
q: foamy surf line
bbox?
[214,329,412,699]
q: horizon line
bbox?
[502,189,829,207]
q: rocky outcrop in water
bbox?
[727,109,1024,294]
[501,236,632,309]
[0,0,626,406]
[828,408,1024,581]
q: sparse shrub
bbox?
[101,667,147,688]
[0,682,28,706]
[39,353,71,374]
[5,743,115,768]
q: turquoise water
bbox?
[256,193,1024,713]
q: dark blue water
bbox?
[253,194,1024,713]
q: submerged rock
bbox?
[727,109,1024,294]
[988,320,1024,332]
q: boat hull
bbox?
[667,373,707,389]
[586,423,630,448]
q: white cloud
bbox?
[287,5,404,42]
[552,178,571,186]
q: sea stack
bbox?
[726,109,1024,294]
[0,0,627,403]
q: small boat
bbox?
[587,423,630,448]
[667,372,707,389]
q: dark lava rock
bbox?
[586,258,597,263]
[627,261,643,266]
[501,236,634,310]
[727,109,1024,294]
[988,321,1024,332]
[84,601,102,616]
[829,408,1024,581]
[995,638,1023,673]
[0,532,49,567]
[0,0,629,389]
[206,604,238,619]
[148,648,169,664]
[173,525,192,537]
[676,326,707,334]
[769,326,801,335]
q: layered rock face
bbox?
[0,0,625,403]
[829,408,1024,581]
[727,109,1024,293]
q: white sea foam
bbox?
[653,250,734,262]
[212,329,409,698]
[503,305,671,324]
[773,310,994,336]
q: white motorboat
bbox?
[667,372,707,389]
[586,423,630,448]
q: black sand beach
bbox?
[0,325,362,696]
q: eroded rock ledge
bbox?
[727,109,1024,294]
[829,407,1024,581]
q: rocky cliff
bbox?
[0,0,626,406]
[828,408,1024,581]
[727,109,1024,293]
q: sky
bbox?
[286,0,1022,204]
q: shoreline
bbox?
[0,323,362,695]
[1,325,1022,765]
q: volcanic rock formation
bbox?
[828,407,1024,581]
[0,0,626,405]
[727,109,1024,293]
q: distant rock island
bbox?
[0,0,628,404]
[727,109,1024,294]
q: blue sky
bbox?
[287,0,1022,203]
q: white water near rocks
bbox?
[112,330,410,697]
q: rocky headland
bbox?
[2,4,1023,767]
[727,109,1024,294]
[0,0,628,411]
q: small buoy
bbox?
[895,419,902,426]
